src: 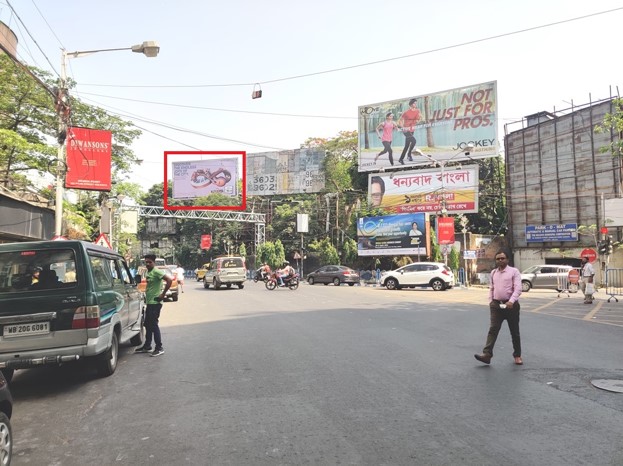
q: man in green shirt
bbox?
[135,254,172,357]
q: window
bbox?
[90,255,113,290]
[0,248,77,293]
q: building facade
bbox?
[504,97,622,279]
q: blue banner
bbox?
[357,213,427,256]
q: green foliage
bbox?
[595,98,623,157]
[308,237,339,265]
[449,247,460,271]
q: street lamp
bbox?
[459,214,469,287]
[54,41,160,237]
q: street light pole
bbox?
[53,42,160,237]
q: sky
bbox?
[1,0,622,192]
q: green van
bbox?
[0,240,144,382]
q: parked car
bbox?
[137,265,179,301]
[0,240,144,380]
[381,262,455,291]
[307,266,360,286]
[203,256,246,289]
[0,371,12,465]
[520,264,578,292]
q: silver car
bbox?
[520,265,578,292]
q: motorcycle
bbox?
[253,269,270,283]
[265,272,300,290]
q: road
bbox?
[8,280,623,465]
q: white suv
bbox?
[381,262,455,291]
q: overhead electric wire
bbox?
[76,91,355,120]
[6,0,59,77]
[78,95,288,151]
[77,7,623,89]
[29,0,64,49]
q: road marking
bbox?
[583,300,603,320]
[529,299,562,314]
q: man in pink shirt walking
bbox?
[474,250,523,365]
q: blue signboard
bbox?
[357,213,427,256]
[525,224,578,242]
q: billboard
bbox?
[172,158,238,200]
[246,149,325,195]
[357,213,428,257]
[65,127,112,191]
[368,166,478,214]
[358,81,498,172]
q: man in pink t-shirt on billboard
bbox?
[398,98,424,164]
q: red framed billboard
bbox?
[164,151,246,211]
[65,127,112,191]
[437,217,455,245]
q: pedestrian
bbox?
[474,250,523,365]
[176,265,185,293]
[135,254,172,357]
[580,255,595,304]
[374,112,399,166]
[397,98,424,164]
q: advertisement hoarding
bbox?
[358,81,497,172]
[437,217,455,245]
[357,213,427,257]
[65,127,112,191]
[368,166,478,214]
[246,149,325,195]
[172,158,238,200]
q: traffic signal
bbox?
[598,240,608,254]
[607,236,614,255]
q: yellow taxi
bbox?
[196,263,210,281]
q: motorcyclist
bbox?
[278,261,295,286]
[257,263,270,280]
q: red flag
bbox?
[65,127,112,191]
[201,234,212,250]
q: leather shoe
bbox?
[474,353,491,364]
[514,356,523,365]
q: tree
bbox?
[595,97,623,157]
[308,237,339,265]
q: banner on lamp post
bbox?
[201,234,212,250]
[65,127,112,191]
[437,217,455,245]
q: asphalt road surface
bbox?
[8,280,623,465]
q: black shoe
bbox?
[150,347,165,357]
[135,346,152,354]
[399,160,404,165]
[407,156,413,162]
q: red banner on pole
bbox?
[201,234,212,250]
[437,217,455,245]
[65,127,112,191]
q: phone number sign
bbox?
[525,224,578,242]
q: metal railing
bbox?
[605,268,623,302]
[557,267,581,298]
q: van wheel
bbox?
[226,283,232,289]
[97,331,118,377]
[203,279,210,289]
[0,412,12,465]
[1,369,14,384]
[172,293,179,302]
[238,283,244,289]
[213,278,220,289]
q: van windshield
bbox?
[0,248,78,293]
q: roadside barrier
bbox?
[557,267,581,297]
[605,268,623,302]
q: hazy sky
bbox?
[2,0,622,190]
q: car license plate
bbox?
[3,322,50,338]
